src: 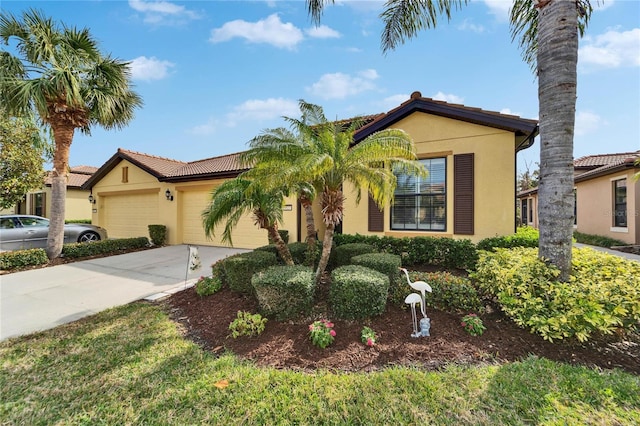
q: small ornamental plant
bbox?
[309,319,336,349]
[461,313,486,336]
[229,311,267,338]
[361,326,377,347]
[195,276,222,297]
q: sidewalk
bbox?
[0,245,246,341]
[574,242,640,263]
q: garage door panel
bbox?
[104,193,158,239]
[181,190,268,249]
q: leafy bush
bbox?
[350,252,402,302]
[332,243,377,268]
[332,233,477,270]
[251,265,315,320]
[195,275,222,297]
[62,237,149,259]
[268,229,289,244]
[309,319,336,349]
[573,231,626,248]
[403,271,483,313]
[148,224,167,246]
[228,311,267,338]
[471,247,640,342]
[287,241,322,266]
[330,265,389,320]
[477,226,539,251]
[65,219,91,224]
[223,251,277,294]
[0,248,48,270]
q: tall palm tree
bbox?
[0,9,142,259]
[247,100,426,283]
[202,177,294,265]
[307,0,593,281]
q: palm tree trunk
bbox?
[536,0,577,281]
[46,122,74,260]
[267,225,294,266]
[299,193,318,266]
[315,223,335,284]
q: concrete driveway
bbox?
[0,245,246,341]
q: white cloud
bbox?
[431,91,464,104]
[129,56,175,81]
[457,18,485,33]
[381,93,410,109]
[226,98,300,127]
[128,0,199,24]
[579,28,640,69]
[306,25,341,39]
[306,69,379,100]
[482,0,511,21]
[575,111,604,136]
[190,118,218,136]
[499,108,523,117]
[210,14,304,50]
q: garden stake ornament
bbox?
[400,268,433,337]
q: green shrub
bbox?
[403,271,483,313]
[332,233,477,270]
[223,251,277,294]
[351,252,402,302]
[195,275,222,297]
[0,248,48,270]
[228,311,267,338]
[64,219,91,224]
[330,265,389,320]
[332,243,376,268]
[148,224,167,246]
[252,265,315,320]
[477,226,539,251]
[573,231,626,248]
[62,237,149,259]
[268,229,289,244]
[471,247,640,342]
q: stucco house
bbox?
[83,92,539,249]
[518,151,639,245]
[2,166,97,220]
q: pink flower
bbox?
[329,330,336,337]
[309,325,314,331]
[367,338,374,346]
[326,322,334,328]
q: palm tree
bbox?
[307,0,593,281]
[202,177,294,265]
[0,9,142,259]
[247,100,426,283]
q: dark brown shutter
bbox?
[454,153,474,235]
[368,194,384,232]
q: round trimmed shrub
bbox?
[330,265,389,320]
[252,265,315,320]
[351,252,403,304]
[331,243,376,269]
[223,250,278,294]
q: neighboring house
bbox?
[518,151,640,245]
[6,166,97,220]
[84,92,538,249]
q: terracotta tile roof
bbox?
[167,152,247,178]
[574,151,639,182]
[118,148,187,177]
[45,170,95,189]
[574,151,639,169]
[70,165,98,175]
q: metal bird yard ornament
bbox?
[400,268,432,337]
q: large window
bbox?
[391,158,446,231]
[521,199,528,225]
[613,178,627,227]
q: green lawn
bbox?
[1,302,639,425]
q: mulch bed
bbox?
[164,273,640,375]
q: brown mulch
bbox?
[164,270,640,375]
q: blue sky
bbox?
[3,0,639,175]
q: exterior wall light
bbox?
[88,194,96,204]
[165,189,174,201]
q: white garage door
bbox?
[181,189,268,249]
[103,192,159,239]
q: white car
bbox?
[0,215,108,251]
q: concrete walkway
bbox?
[0,245,246,341]
[574,242,640,262]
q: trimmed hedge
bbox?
[471,247,640,342]
[251,265,315,320]
[332,234,477,270]
[62,237,150,259]
[223,250,278,294]
[573,231,626,248]
[332,243,376,268]
[477,226,539,252]
[64,219,91,224]
[148,224,167,246]
[0,248,48,270]
[403,270,483,314]
[350,252,402,303]
[330,265,389,320]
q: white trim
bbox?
[610,227,628,233]
[609,174,628,182]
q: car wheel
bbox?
[78,231,101,243]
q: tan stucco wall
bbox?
[340,112,518,243]
[576,170,638,244]
[91,160,298,249]
[64,188,93,220]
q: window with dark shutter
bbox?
[368,194,384,232]
[454,153,474,235]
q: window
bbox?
[30,192,45,217]
[613,178,627,227]
[521,199,528,225]
[391,158,446,231]
[573,189,577,225]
